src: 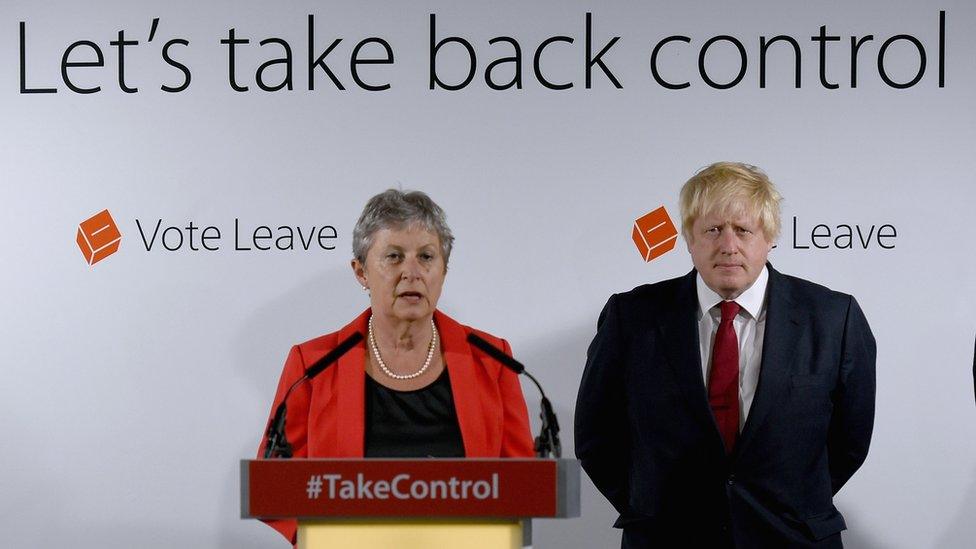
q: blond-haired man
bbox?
[575,162,876,548]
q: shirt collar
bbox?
[696,265,769,321]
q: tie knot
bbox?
[720,301,740,322]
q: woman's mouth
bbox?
[397,291,424,303]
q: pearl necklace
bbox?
[368,316,438,380]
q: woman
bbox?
[257,189,534,543]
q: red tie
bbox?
[708,301,740,454]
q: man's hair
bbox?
[679,161,783,243]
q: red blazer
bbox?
[257,309,534,543]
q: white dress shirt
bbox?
[697,266,769,431]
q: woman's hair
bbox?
[352,189,455,267]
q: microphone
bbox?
[264,331,364,458]
[466,332,562,458]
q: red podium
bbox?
[241,458,580,548]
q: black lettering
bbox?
[850,35,874,88]
[878,35,926,89]
[61,41,104,94]
[792,216,810,249]
[186,221,200,251]
[812,25,840,89]
[350,38,393,91]
[19,22,57,93]
[650,36,691,90]
[109,30,138,93]
[699,35,746,89]
[135,219,162,250]
[759,35,800,88]
[161,39,191,93]
[307,14,344,90]
[585,12,622,89]
[220,28,249,92]
[811,224,831,249]
[428,13,476,90]
[877,224,897,249]
[253,225,272,250]
[318,225,337,250]
[485,37,521,90]
[201,226,220,251]
[855,225,876,248]
[234,218,251,250]
[276,226,295,250]
[257,38,293,91]
[296,226,315,250]
[162,226,183,251]
[534,36,573,90]
[936,10,945,88]
[834,224,853,249]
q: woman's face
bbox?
[353,224,446,324]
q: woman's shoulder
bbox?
[436,310,511,355]
[463,325,508,350]
[434,310,505,346]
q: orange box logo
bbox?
[632,206,678,262]
[77,209,122,266]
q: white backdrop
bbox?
[3,1,975,547]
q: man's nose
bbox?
[718,229,738,254]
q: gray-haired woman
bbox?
[257,189,534,545]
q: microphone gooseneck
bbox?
[263,331,364,458]
[467,332,562,458]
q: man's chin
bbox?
[710,277,747,299]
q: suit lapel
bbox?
[334,310,370,457]
[734,266,802,455]
[658,271,717,433]
[437,310,489,457]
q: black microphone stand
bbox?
[465,333,562,458]
[522,370,562,458]
[263,332,364,458]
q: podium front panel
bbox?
[241,458,580,520]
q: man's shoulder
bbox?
[772,269,856,313]
[620,273,690,298]
[607,272,694,313]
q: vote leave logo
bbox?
[75,208,339,268]
[632,206,678,262]
[76,209,122,266]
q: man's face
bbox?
[687,208,773,300]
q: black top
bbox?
[364,368,465,458]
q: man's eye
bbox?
[420,253,434,261]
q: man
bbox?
[575,162,875,548]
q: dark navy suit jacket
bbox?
[575,266,876,548]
